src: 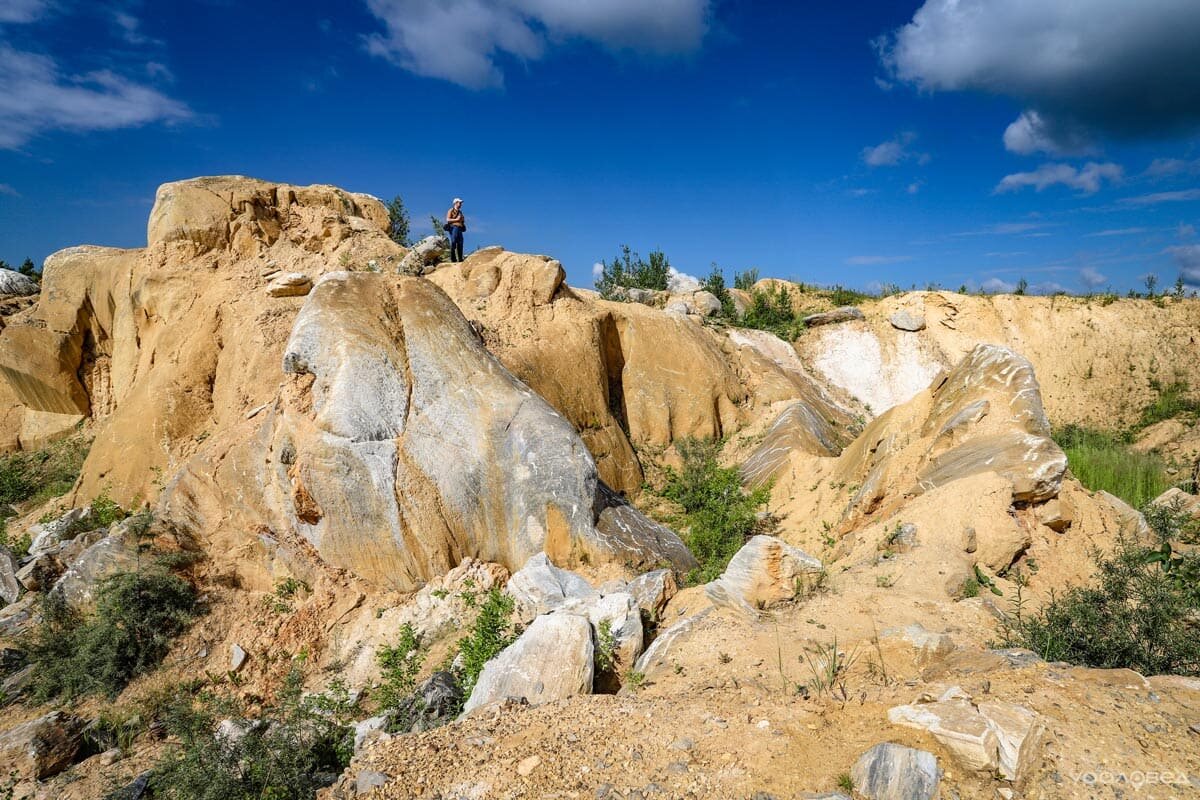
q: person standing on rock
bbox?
[445,198,466,263]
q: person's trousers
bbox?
[449,227,464,262]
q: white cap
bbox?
[453,197,463,203]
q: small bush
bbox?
[375,622,424,710]
[152,665,356,800]
[455,587,516,700]
[999,508,1200,675]
[0,435,89,508]
[661,438,771,584]
[739,283,805,341]
[825,284,871,306]
[1052,425,1169,508]
[595,245,670,298]
[23,569,197,700]
[594,618,616,674]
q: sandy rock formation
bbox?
[0,711,84,780]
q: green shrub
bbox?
[375,622,424,710]
[23,569,197,700]
[739,283,805,341]
[595,245,670,298]
[732,268,759,291]
[455,588,516,699]
[825,284,871,306]
[594,618,616,674]
[999,526,1200,675]
[661,438,771,584]
[0,435,89,508]
[1052,425,1169,508]
[385,195,411,246]
[152,665,356,800]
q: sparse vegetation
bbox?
[385,194,411,246]
[455,587,516,699]
[1137,379,1200,429]
[999,506,1200,675]
[151,664,357,800]
[802,636,857,700]
[733,268,759,290]
[1053,425,1170,508]
[23,566,198,701]
[660,437,771,584]
[595,245,671,298]
[739,283,805,341]
[375,622,424,710]
[0,433,89,508]
[594,618,617,674]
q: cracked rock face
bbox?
[234,271,696,590]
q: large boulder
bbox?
[164,271,695,590]
[704,535,823,613]
[397,235,449,275]
[462,613,594,714]
[507,552,598,622]
[0,711,84,779]
[0,270,38,297]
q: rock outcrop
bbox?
[0,270,38,297]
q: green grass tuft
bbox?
[1052,425,1170,508]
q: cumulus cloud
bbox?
[876,0,1200,154]
[0,0,48,24]
[1180,223,1197,238]
[844,255,913,266]
[0,44,191,149]
[861,131,929,167]
[667,266,700,293]
[1168,244,1200,283]
[1080,267,1108,288]
[1118,189,1200,206]
[994,162,1122,195]
[364,0,713,89]
[981,277,1016,293]
[591,261,604,282]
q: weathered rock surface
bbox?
[889,310,926,332]
[705,535,823,613]
[265,272,313,297]
[803,306,865,327]
[397,235,448,275]
[507,552,598,622]
[164,270,695,590]
[626,568,677,618]
[50,524,141,610]
[0,270,38,297]
[0,548,19,604]
[462,613,594,714]
[888,697,1046,783]
[850,743,940,800]
[0,711,84,779]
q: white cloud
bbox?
[982,277,1016,293]
[994,162,1122,195]
[874,76,893,91]
[0,182,17,196]
[906,181,922,194]
[877,0,1200,154]
[844,255,913,266]
[953,221,1053,237]
[1180,223,1197,238]
[1118,189,1200,206]
[1085,227,1148,237]
[1145,157,1200,179]
[0,0,48,24]
[0,44,191,149]
[667,266,700,293]
[591,261,604,281]
[1168,244,1200,283]
[364,0,713,89]
[861,131,928,167]
[1080,267,1108,288]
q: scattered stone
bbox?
[353,715,390,754]
[28,507,92,557]
[670,737,695,751]
[99,748,122,766]
[803,307,865,327]
[1036,497,1072,532]
[51,523,141,610]
[516,754,542,776]
[889,310,926,332]
[665,300,690,316]
[626,569,677,618]
[0,269,39,296]
[356,770,389,795]
[463,613,594,714]
[888,699,1046,782]
[104,771,151,800]
[0,547,19,604]
[850,743,941,800]
[881,624,956,663]
[397,235,450,275]
[266,272,313,297]
[394,671,463,733]
[230,643,247,672]
[0,711,85,779]
[506,552,598,622]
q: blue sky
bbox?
[2,0,1199,295]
